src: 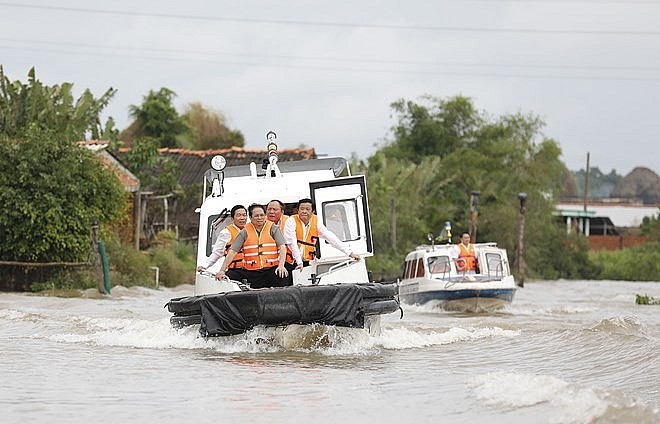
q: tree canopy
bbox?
[180,102,245,150]
[364,95,591,280]
[0,66,117,141]
[0,126,125,262]
[121,87,188,148]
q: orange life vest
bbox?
[278,215,289,231]
[456,243,477,271]
[224,224,244,269]
[242,221,280,270]
[287,214,319,263]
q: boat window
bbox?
[428,256,450,274]
[415,258,425,278]
[322,200,359,242]
[205,211,231,256]
[485,253,503,276]
[405,259,416,279]
[403,261,415,278]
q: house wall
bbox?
[587,235,649,251]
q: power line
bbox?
[3,37,660,74]
[1,2,659,36]
[3,43,659,81]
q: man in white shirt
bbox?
[284,198,360,267]
[196,204,247,273]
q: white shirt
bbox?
[283,216,352,263]
[450,243,479,260]
[203,227,231,269]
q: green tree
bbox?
[0,66,117,141]
[121,88,187,148]
[640,209,660,241]
[121,137,180,193]
[366,95,584,280]
[0,126,125,262]
[179,102,244,149]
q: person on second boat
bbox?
[196,204,247,273]
[452,231,479,272]
[215,203,289,288]
[284,198,361,267]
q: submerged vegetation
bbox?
[635,294,660,305]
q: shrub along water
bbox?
[31,234,196,293]
[590,242,660,282]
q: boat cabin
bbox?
[194,135,374,294]
[401,243,512,282]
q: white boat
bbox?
[398,238,517,313]
[166,132,399,336]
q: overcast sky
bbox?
[1,1,659,176]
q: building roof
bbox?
[145,146,318,187]
[556,201,659,228]
[78,141,140,192]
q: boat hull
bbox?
[399,287,515,313]
[167,282,400,337]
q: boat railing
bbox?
[309,258,360,285]
[326,258,358,273]
[197,270,251,291]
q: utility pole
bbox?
[583,152,590,213]
[469,190,481,242]
[390,196,396,250]
[516,192,527,287]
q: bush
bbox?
[104,237,153,287]
[30,267,98,293]
[590,242,660,281]
[148,242,195,287]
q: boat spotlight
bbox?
[266,132,278,163]
[210,155,226,171]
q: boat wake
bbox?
[3,302,520,356]
[375,324,520,350]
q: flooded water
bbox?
[1,280,658,424]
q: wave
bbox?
[469,371,659,423]
[7,305,518,356]
[587,315,648,338]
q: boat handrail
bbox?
[197,270,250,291]
[327,258,358,274]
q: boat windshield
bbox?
[205,211,232,256]
[484,252,505,277]
[322,200,359,242]
[428,256,450,274]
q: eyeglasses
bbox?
[251,213,266,218]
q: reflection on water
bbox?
[0,280,658,423]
